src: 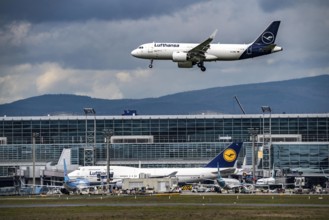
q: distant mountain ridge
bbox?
[1,75,328,116]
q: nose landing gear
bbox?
[149,59,153,68]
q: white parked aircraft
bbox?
[68,142,243,186]
[256,177,276,185]
[131,21,282,71]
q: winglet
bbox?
[210,29,218,40]
[205,142,243,168]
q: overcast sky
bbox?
[0,0,328,104]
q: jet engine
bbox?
[177,61,193,68]
[172,51,189,62]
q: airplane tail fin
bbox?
[216,162,226,188]
[63,159,70,182]
[205,142,243,168]
[252,21,280,45]
[239,21,282,59]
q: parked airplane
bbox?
[216,170,241,190]
[256,176,275,185]
[256,167,280,185]
[62,159,91,194]
[68,142,243,186]
[131,21,282,71]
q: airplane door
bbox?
[148,45,153,54]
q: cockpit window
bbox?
[139,46,143,49]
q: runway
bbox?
[1,202,329,208]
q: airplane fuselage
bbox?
[132,43,245,60]
[132,43,282,61]
[68,166,233,184]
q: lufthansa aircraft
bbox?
[131,21,282,71]
[68,142,243,186]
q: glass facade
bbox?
[0,114,328,176]
[272,143,329,170]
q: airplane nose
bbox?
[131,49,138,57]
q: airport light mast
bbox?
[103,129,113,192]
[248,128,259,185]
[32,132,39,194]
[261,106,272,177]
[83,108,96,166]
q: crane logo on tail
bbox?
[223,148,237,162]
[262,32,275,44]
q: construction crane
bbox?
[234,96,246,114]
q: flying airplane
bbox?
[131,21,282,71]
[68,142,243,186]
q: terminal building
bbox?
[0,112,328,188]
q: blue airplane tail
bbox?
[239,21,281,59]
[63,159,70,182]
[216,172,226,188]
[204,142,243,168]
[253,21,280,46]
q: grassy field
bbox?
[0,194,328,220]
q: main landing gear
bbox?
[149,59,153,68]
[148,59,206,71]
[197,62,206,72]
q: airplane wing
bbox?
[188,29,218,61]
[211,168,236,176]
[167,171,178,178]
[150,171,178,178]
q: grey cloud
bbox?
[0,20,145,69]
[0,0,200,24]
[0,0,198,69]
[257,0,329,12]
[257,0,295,12]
